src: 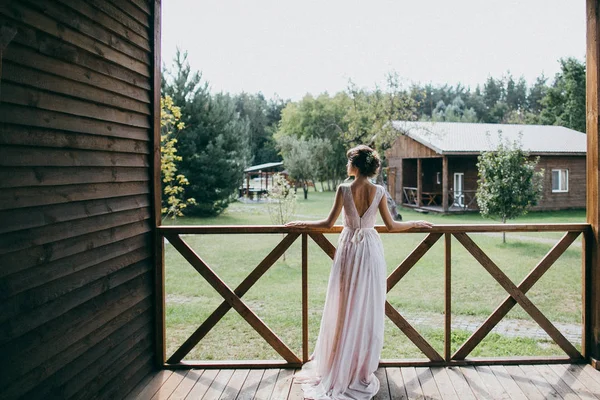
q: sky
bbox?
[161,0,586,101]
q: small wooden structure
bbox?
[241,161,284,199]
[386,122,586,213]
[2,1,600,399]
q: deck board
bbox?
[374,368,391,400]
[203,369,234,400]
[219,369,250,400]
[126,364,600,399]
[386,367,409,400]
[475,365,512,400]
[534,364,582,400]
[445,367,476,400]
[236,369,264,400]
[169,370,202,400]
[184,369,217,400]
[459,366,492,400]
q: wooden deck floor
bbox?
[126,364,600,399]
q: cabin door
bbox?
[453,173,464,207]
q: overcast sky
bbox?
[161,0,586,101]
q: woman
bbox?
[286,145,433,399]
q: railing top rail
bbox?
[158,223,591,235]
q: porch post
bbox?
[246,173,250,198]
[417,158,422,207]
[151,0,165,367]
[586,0,600,367]
[398,159,404,204]
[442,156,449,212]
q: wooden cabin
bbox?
[386,121,587,213]
[2,1,600,399]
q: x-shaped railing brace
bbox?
[452,231,582,360]
[165,232,302,364]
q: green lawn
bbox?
[164,191,586,361]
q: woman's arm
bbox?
[378,194,433,232]
[285,186,344,229]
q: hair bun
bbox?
[346,145,381,177]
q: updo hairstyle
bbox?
[346,145,381,177]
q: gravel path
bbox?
[402,311,581,343]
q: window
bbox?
[436,172,441,185]
[552,169,569,193]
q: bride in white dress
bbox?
[286,145,433,399]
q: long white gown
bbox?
[296,184,387,399]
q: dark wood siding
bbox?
[388,133,439,159]
[534,155,586,210]
[0,1,157,399]
[387,136,439,203]
[447,156,478,192]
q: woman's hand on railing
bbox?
[411,220,434,229]
[386,220,434,232]
[285,220,310,228]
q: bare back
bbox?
[350,182,378,218]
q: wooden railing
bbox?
[447,190,478,210]
[157,223,591,369]
[403,186,418,205]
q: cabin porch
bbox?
[398,156,479,213]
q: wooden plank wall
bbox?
[0,0,158,399]
[535,155,586,211]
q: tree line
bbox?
[162,50,585,217]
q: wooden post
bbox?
[246,173,250,198]
[302,233,309,362]
[442,156,449,213]
[417,158,422,207]
[151,0,165,368]
[398,160,404,204]
[444,233,451,361]
[587,0,600,368]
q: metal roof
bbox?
[391,121,587,155]
[244,161,284,173]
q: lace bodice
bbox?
[341,184,384,230]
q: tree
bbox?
[234,93,284,165]
[267,173,296,226]
[527,75,548,114]
[276,93,349,187]
[345,73,419,219]
[266,173,296,260]
[163,50,251,216]
[424,96,478,122]
[276,135,316,199]
[160,95,196,220]
[344,73,418,150]
[540,57,586,133]
[476,134,544,243]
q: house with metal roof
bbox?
[386,121,587,212]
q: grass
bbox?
[164,191,585,361]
